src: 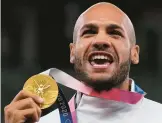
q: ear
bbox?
[131,45,140,64]
[69,43,75,64]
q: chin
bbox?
[86,72,113,83]
[82,75,117,92]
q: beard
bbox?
[73,56,131,92]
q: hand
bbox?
[4,90,44,123]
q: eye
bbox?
[81,29,97,37]
[108,30,123,38]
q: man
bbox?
[4,2,162,123]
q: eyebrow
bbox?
[80,23,98,32]
[80,23,124,32]
[107,24,124,32]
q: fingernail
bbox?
[38,97,44,103]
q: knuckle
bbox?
[38,107,42,114]
[4,105,9,112]
[34,107,37,114]
[28,97,34,103]
[20,90,26,96]
[4,105,12,115]
[34,108,39,121]
[37,107,42,117]
[12,111,21,123]
[13,110,18,117]
[27,98,36,107]
[34,108,37,114]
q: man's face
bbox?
[70,4,139,90]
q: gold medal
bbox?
[23,74,58,109]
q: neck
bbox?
[117,78,130,91]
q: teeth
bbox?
[92,55,108,60]
[101,56,104,59]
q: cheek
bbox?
[75,38,92,54]
[76,43,84,49]
[114,41,130,62]
[75,42,88,59]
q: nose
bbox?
[92,31,111,50]
[93,42,109,50]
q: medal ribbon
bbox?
[56,86,73,123]
[40,68,145,123]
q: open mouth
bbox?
[88,52,113,68]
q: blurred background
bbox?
[1,0,162,122]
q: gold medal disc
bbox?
[23,74,58,109]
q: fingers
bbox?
[9,108,40,123]
[10,98,42,117]
[12,90,44,104]
[4,90,43,123]
[5,100,42,123]
[22,108,40,122]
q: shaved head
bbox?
[70,2,140,91]
[73,2,136,45]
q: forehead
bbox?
[73,3,133,43]
[80,4,126,29]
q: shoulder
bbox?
[137,97,162,121]
[142,97,162,110]
[129,97,162,123]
